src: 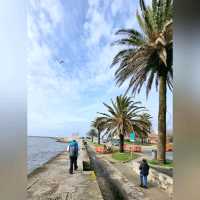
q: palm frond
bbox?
[111,0,173,97]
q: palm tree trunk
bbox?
[157,75,167,164]
[91,136,93,142]
[98,132,100,144]
[119,134,124,152]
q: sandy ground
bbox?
[27,141,103,200]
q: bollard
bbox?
[152,149,157,160]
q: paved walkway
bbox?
[90,143,171,200]
[27,141,103,200]
[113,161,170,200]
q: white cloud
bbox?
[27,14,39,41]
[145,0,152,6]
[111,0,124,16]
[28,0,85,135]
[28,0,171,136]
[84,2,112,46]
[38,12,53,35]
[111,0,135,17]
[40,0,64,26]
[82,0,137,90]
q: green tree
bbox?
[87,128,97,142]
[96,95,148,152]
[91,118,105,144]
[139,113,152,144]
[111,0,173,163]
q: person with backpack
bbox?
[139,158,150,188]
[67,140,79,174]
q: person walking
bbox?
[139,158,150,188]
[68,140,79,174]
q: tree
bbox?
[111,0,173,163]
[96,95,148,152]
[91,118,105,144]
[139,113,152,143]
[87,128,97,142]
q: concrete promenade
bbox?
[27,140,103,200]
[88,143,171,200]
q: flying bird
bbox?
[59,60,64,64]
[55,57,65,65]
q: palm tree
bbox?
[91,118,105,144]
[96,95,148,152]
[87,128,97,142]
[111,0,173,163]
[139,113,152,143]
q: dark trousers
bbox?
[69,156,78,173]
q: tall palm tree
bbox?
[111,0,173,163]
[91,118,105,144]
[96,95,148,152]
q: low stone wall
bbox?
[131,159,173,197]
[99,158,145,200]
[80,140,92,170]
[87,144,145,200]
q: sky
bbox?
[28,0,172,137]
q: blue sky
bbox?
[28,0,172,136]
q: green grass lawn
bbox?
[124,140,154,146]
[92,142,104,147]
[112,151,138,162]
[137,143,155,146]
[124,140,132,145]
[148,159,173,168]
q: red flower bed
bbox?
[124,144,142,152]
[95,146,106,153]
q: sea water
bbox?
[27,136,67,174]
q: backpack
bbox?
[139,162,149,176]
[69,142,78,157]
[142,163,149,176]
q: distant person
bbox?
[68,140,79,174]
[139,158,149,188]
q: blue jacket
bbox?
[68,141,79,157]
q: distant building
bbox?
[148,133,173,144]
[148,134,158,144]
